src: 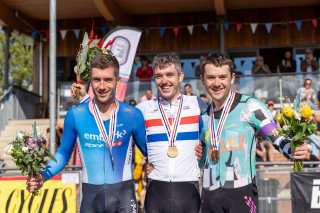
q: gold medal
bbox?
[211,150,219,163]
[167,146,178,158]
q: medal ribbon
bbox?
[91,98,118,168]
[210,91,235,151]
[158,95,183,147]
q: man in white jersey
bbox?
[136,53,207,213]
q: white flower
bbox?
[22,146,29,153]
[283,125,288,131]
[4,144,14,156]
[272,129,279,136]
[294,111,301,121]
[17,132,23,139]
[36,126,41,136]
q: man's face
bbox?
[146,90,152,99]
[201,64,235,105]
[91,67,120,104]
[305,80,312,89]
[184,85,191,93]
[154,63,184,102]
[284,52,291,59]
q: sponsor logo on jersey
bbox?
[224,123,237,130]
[83,130,127,148]
[77,107,85,112]
[183,106,190,110]
[206,135,244,154]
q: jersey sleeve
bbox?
[245,98,292,159]
[41,109,78,181]
[199,115,207,168]
[132,108,147,157]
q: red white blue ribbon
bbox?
[210,91,235,151]
[91,98,118,168]
[157,95,183,147]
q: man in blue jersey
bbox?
[27,54,147,213]
[199,53,309,213]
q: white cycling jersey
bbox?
[136,95,207,182]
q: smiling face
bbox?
[91,67,120,105]
[201,64,235,108]
[154,63,184,102]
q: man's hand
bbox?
[195,142,203,161]
[146,163,154,177]
[71,83,87,100]
[291,142,309,160]
[26,173,45,193]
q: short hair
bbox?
[202,53,234,76]
[184,83,192,88]
[200,94,207,98]
[146,88,152,92]
[90,54,119,78]
[304,78,312,87]
[153,53,182,75]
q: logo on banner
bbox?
[110,36,131,65]
[311,179,320,208]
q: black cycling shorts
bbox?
[80,180,137,213]
[201,183,259,213]
[144,179,201,213]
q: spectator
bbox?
[298,79,316,108]
[267,101,280,121]
[300,49,319,72]
[252,56,271,75]
[279,51,296,73]
[232,64,243,92]
[194,55,205,77]
[136,56,153,98]
[129,99,137,107]
[46,120,63,151]
[139,88,156,103]
[199,94,208,105]
[0,156,7,174]
[184,83,194,96]
[255,131,265,169]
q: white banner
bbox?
[102,28,142,101]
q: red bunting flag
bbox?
[46,30,49,39]
[236,23,243,32]
[311,18,318,28]
[173,27,180,37]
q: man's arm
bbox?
[132,107,147,157]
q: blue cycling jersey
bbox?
[42,101,147,184]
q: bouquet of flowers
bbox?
[275,92,317,172]
[4,121,56,196]
[73,26,115,98]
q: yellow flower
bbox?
[275,114,283,124]
[301,106,314,119]
[283,106,294,118]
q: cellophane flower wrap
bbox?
[275,91,317,172]
[73,26,115,98]
[4,121,56,196]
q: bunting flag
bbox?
[191,62,195,69]
[60,30,67,40]
[99,27,107,34]
[241,60,245,66]
[46,30,49,39]
[28,45,31,52]
[295,21,302,31]
[31,31,38,38]
[159,28,165,37]
[281,23,287,30]
[236,23,243,32]
[250,23,258,34]
[74,29,80,38]
[173,27,179,37]
[265,23,272,34]
[311,18,318,28]
[181,62,184,69]
[201,23,208,31]
[252,61,255,65]
[224,22,229,31]
[187,25,194,35]
[145,28,150,36]
[299,57,303,61]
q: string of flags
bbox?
[6,17,319,40]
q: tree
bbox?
[0,30,33,95]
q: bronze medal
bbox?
[167,146,178,158]
[211,150,219,163]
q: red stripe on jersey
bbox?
[145,115,199,128]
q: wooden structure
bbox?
[0,0,319,101]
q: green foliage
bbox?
[0,31,33,95]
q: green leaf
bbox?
[79,64,86,74]
[81,32,89,47]
[74,65,78,74]
[292,132,302,142]
[89,39,100,48]
[80,45,89,65]
[46,151,57,162]
[33,165,42,172]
